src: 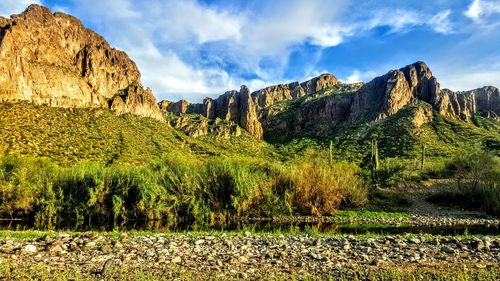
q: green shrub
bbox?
[431,149,500,215]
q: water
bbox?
[1,219,499,236]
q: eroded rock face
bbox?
[163,61,498,139]
[165,74,339,138]
[263,61,499,138]
[0,5,162,120]
[197,86,263,139]
[251,73,339,108]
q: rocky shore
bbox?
[252,214,500,227]
[1,232,499,279]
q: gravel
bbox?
[1,233,499,278]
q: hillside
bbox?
[0,102,276,165]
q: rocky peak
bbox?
[251,73,339,108]
[0,4,163,120]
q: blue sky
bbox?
[1,0,499,102]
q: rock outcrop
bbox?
[164,74,340,139]
[200,86,263,139]
[264,61,499,138]
[251,73,339,108]
[0,5,163,120]
[163,61,498,139]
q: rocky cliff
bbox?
[0,5,163,120]
[164,61,499,139]
[161,74,340,139]
[264,62,499,138]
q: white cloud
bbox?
[438,70,500,91]
[39,0,464,101]
[430,10,453,33]
[365,8,453,34]
[0,0,41,17]
[344,70,379,84]
[464,0,500,22]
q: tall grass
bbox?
[0,151,368,230]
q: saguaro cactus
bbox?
[421,143,426,171]
[371,139,379,180]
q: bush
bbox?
[290,157,366,216]
[0,153,369,229]
[432,149,500,215]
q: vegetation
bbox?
[0,151,368,230]
[427,149,500,215]
[0,261,498,281]
[0,101,499,232]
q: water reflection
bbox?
[1,218,499,236]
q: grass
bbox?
[0,102,276,165]
[426,150,500,216]
[332,210,411,219]
[0,151,368,230]
[0,260,499,281]
[0,101,499,232]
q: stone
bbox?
[440,246,455,254]
[171,256,182,264]
[409,238,421,244]
[48,244,63,253]
[119,233,129,242]
[475,240,485,251]
[22,245,38,253]
[101,245,113,254]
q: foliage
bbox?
[428,149,500,215]
[290,151,367,215]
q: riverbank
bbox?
[1,232,499,280]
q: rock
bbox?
[171,256,182,264]
[440,246,455,254]
[22,245,38,253]
[48,244,63,253]
[475,240,485,251]
[409,238,421,244]
[100,259,115,276]
[195,239,205,245]
[85,241,96,249]
[0,4,163,120]
[69,242,81,252]
[119,233,129,242]
[101,245,113,254]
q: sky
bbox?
[0,0,499,102]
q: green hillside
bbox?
[0,102,276,165]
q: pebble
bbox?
[22,245,37,253]
[2,233,499,278]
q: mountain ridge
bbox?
[164,61,499,139]
[0,4,498,142]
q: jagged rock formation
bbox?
[251,73,339,108]
[164,61,498,139]
[161,74,340,139]
[265,62,499,138]
[0,5,163,120]
[170,115,241,139]
[203,85,263,139]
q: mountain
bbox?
[164,62,499,140]
[0,5,162,120]
[0,4,498,164]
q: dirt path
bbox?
[400,179,491,218]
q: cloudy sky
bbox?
[1,0,499,102]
